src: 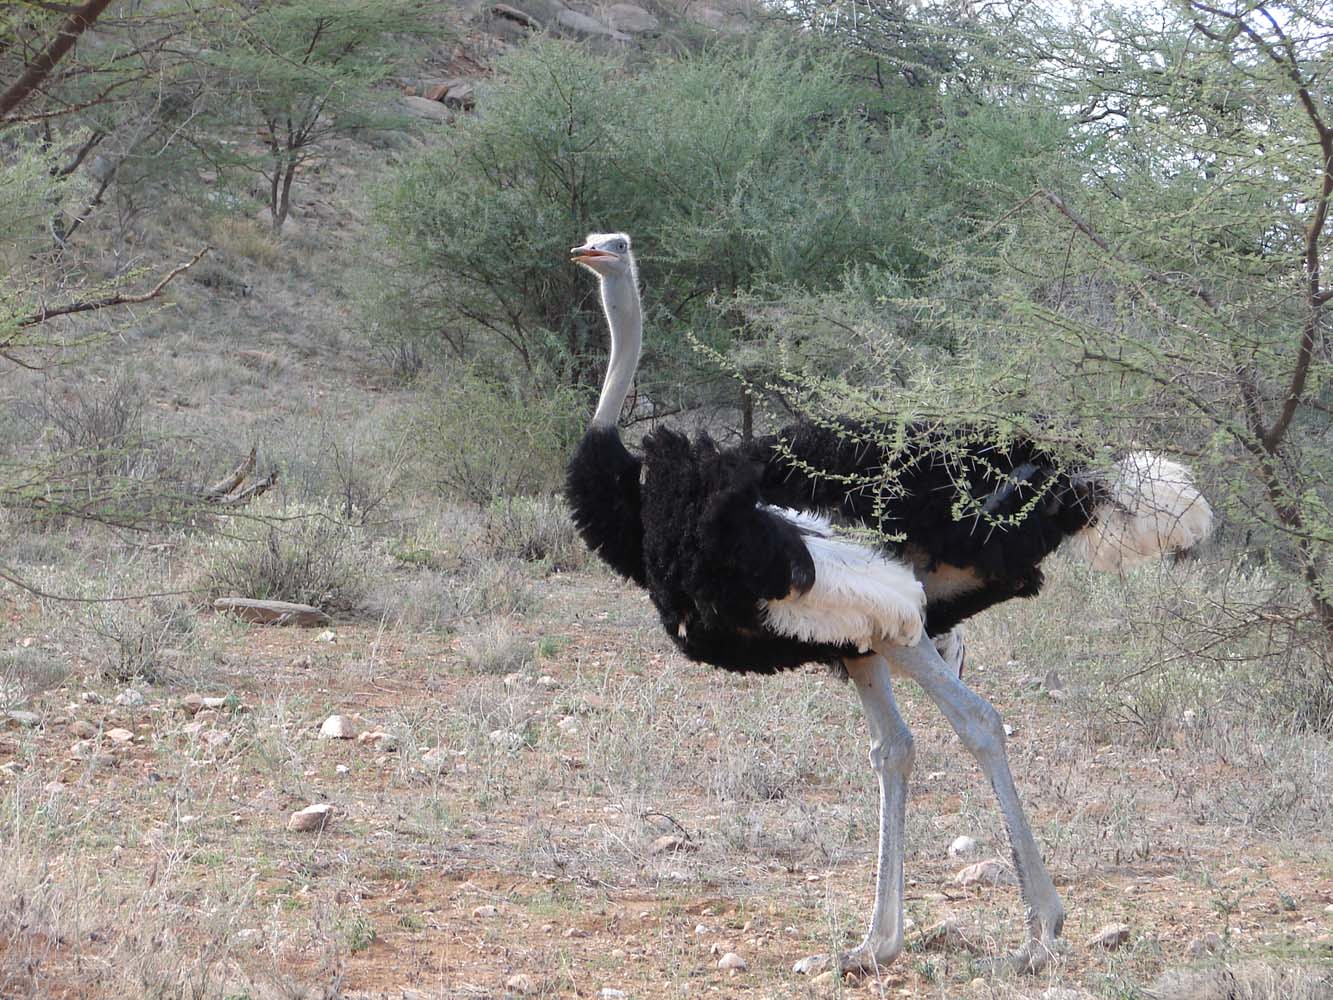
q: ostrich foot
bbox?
[793,935,904,977]
[975,934,1068,975]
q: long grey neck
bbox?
[590,270,643,429]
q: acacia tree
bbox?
[198,0,427,230]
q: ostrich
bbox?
[565,232,1213,976]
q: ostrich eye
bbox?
[617,241,627,252]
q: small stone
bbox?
[5,710,41,728]
[649,833,694,855]
[954,857,1014,887]
[317,630,337,642]
[69,720,96,739]
[1085,922,1131,951]
[105,727,134,745]
[919,919,981,954]
[70,739,95,758]
[472,904,500,918]
[320,715,358,740]
[536,675,559,689]
[606,2,659,32]
[694,923,709,936]
[793,955,829,974]
[80,691,103,704]
[717,952,746,971]
[357,730,399,751]
[1186,931,1222,957]
[201,696,227,710]
[563,926,588,938]
[506,973,534,994]
[947,835,978,857]
[599,991,626,1000]
[335,764,350,775]
[287,803,333,832]
[115,689,145,707]
[488,729,523,750]
[181,694,204,715]
[44,781,65,794]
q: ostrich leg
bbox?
[795,653,914,976]
[886,635,1064,971]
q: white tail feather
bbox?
[1069,452,1214,571]
[759,507,925,652]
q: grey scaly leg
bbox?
[883,635,1064,972]
[795,653,914,976]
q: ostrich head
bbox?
[570,232,636,280]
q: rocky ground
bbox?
[0,554,1330,998]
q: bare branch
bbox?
[0,0,119,118]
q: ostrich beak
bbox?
[570,245,615,263]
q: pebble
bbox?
[599,991,626,1000]
[563,926,588,938]
[357,730,399,751]
[105,728,134,745]
[71,739,95,758]
[80,691,103,704]
[287,803,333,832]
[717,952,746,971]
[947,835,978,857]
[5,710,41,728]
[505,973,534,994]
[488,729,523,750]
[320,715,358,740]
[69,720,96,739]
[115,689,145,707]
[954,857,1014,886]
[335,764,350,776]
[317,630,337,643]
[472,904,500,918]
[694,923,709,936]
[536,675,559,689]
[181,694,204,715]
[1085,922,1131,951]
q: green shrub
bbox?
[405,370,583,507]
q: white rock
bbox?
[947,835,978,857]
[488,729,523,750]
[606,3,659,31]
[335,764,350,776]
[43,781,66,794]
[473,904,500,918]
[115,689,145,707]
[80,691,103,704]
[317,630,337,643]
[320,715,358,740]
[1041,989,1089,1000]
[536,675,559,689]
[287,803,333,832]
[105,727,134,744]
[357,730,399,751]
[555,7,630,40]
[694,923,709,936]
[599,991,627,1000]
[506,974,535,994]
[717,952,746,971]
[1085,922,1130,950]
[792,955,828,974]
[954,857,1014,887]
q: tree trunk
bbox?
[0,0,118,118]
[740,384,753,442]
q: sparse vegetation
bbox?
[0,1,1330,996]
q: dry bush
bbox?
[482,494,587,571]
[83,598,196,684]
[198,510,371,612]
[459,620,532,675]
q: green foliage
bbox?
[376,35,937,398]
[404,369,585,506]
